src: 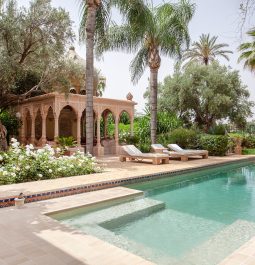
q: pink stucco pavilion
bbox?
[16,92,136,156]
[14,48,136,156]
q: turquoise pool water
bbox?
[55,161,255,265]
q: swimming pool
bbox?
[53,161,255,265]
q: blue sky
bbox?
[19,0,254,114]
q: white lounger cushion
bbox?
[168,144,183,152]
[122,145,168,158]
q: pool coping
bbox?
[0,187,155,265]
[1,156,255,208]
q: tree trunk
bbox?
[150,68,158,144]
[0,120,8,151]
[148,46,161,144]
[85,2,97,155]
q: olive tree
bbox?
[157,62,254,131]
[0,0,74,109]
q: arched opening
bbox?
[119,111,131,144]
[59,105,77,139]
[80,109,96,146]
[35,110,42,142]
[46,107,54,141]
[101,109,115,155]
[69,87,77,94]
[25,109,32,142]
[101,109,115,139]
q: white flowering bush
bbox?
[0,139,101,185]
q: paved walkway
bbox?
[0,155,253,199]
[0,187,154,265]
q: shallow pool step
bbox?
[178,219,255,265]
[61,198,173,264]
[63,197,165,228]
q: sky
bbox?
[19,0,255,114]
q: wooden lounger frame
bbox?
[119,154,169,165]
[169,152,208,161]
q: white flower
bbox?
[37,149,44,154]
[48,169,52,173]
[0,155,3,162]
[29,144,34,150]
[11,172,16,177]
[3,171,8,176]
[37,174,43,178]
[25,165,30,170]
[55,147,61,153]
[11,138,17,143]
[11,142,19,148]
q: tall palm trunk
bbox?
[85,1,98,154]
[148,46,161,144]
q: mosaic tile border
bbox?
[1,157,255,208]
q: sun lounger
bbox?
[120,145,169,165]
[151,143,208,161]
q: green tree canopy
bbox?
[157,62,254,131]
[0,0,74,109]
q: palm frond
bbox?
[130,46,149,84]
[78,0,111,45]
[238,28,255,71]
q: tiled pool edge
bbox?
[1,156,255,208]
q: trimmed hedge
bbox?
[242,149,255,155]
[242,136,255,148]
[164,128,198,149]
[199,135,229,156]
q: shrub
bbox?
[119,132,139,145]
[56,136,77,151]
[137,137,151,153]
[167,128,198,149]
[157,112,183,134]
[242,149,255,155]
[208,124,226,135]
[0,139,101,185]
[242,135,255,148]
[0,110,21,142]
[198,135,229,156]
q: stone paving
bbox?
[0,155,253,199]
[1,155,255,265]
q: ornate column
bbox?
[54,112,59,142]
[30,112,35,144]
[115,115,119,154]
[97,113,101,148]
[19,113,26,144]
[76,113,82,146]
[93,112,104,156]
[41,113,47,145]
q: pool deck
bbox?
[1,155,255,265]
[1,154,254,201]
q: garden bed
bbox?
[0,139,101,185]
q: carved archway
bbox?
[59,105,77,139]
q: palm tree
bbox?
[238,28,255,72]
[98,0,195,144]
[79,0,111,154]
[183,34,232,65]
